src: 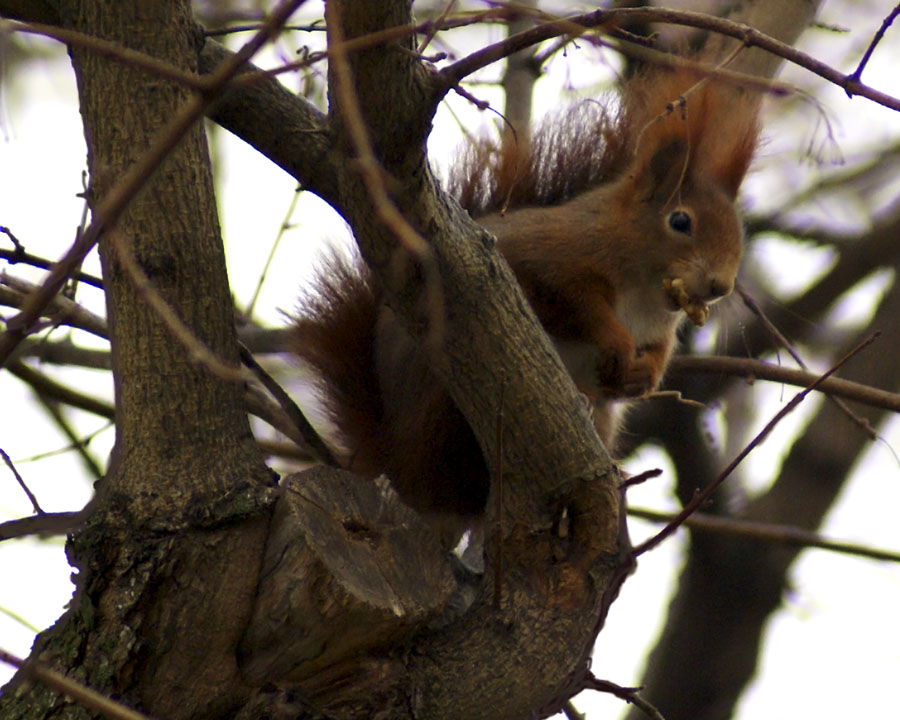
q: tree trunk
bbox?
[0,2,274,719]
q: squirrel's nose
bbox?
[708,278,733,300]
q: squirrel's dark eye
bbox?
[668,210,692,235]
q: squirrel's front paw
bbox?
[595,345,630,392]
[620,352,659,397]
[597,349,658,398]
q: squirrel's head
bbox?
[619,67,760,325]
[615,154,743,326]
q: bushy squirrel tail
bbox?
[292,252,387,470]
[292,250,489,527]
[451,60,759,218]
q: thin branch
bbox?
[0,447,43,514]
[0,648,153,720]
[239,343,337,466]
[1,272,108,339]
[635,332,881,557]
[748,144,900,226]
[14,422,111,465]
[0,605,40,634]
[326,7,432,259]
[7,339,320,464]
[439,6,900,112]
[0,237,104,290]
[226,19,434,90]
[736,283,877,439]
[849,3,900,84]
[667,355,900,413]
[6,359,115,419]
[35,394,105,480]
[243,385,306,445]
[255,438,312,463]
[2,18,205,89]
[417,0,457,55]
[0,0,306,368]
[619,467,663,491]
[15,338,111,370]
[563,699,586,720]
[0,510,91,542]
[244,185,302,319]
[582,676,666,720]
[205,22,326,37]
[735,284,804,367]
[628,506,900,563]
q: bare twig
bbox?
[667,354,900,414]
[1,272,108,339]
[628,506,900,563]
[6,360,115,419]
[1,447,43,514]
[645,390,707,410]
[255,438,313,463]
[14,423,111,466]
[0,248,104,290]
[0,226,24,252]
[736,284,804,366]
[2,19,205,89]
[635,332,881,557]
[583,675,666,720]
[0,648,152,720]
[238,344,337,465]
[325,6,432,258]
[562,699,586,720]
[849,3,900,84]
[619,467,663,491]
[736,284,877,439]
[439,7,900,112]
[244,185,303,319]
[15,339,111,370]
[35,394,105,480]
[0,511,91,542]
[417,0,457,55]
[205,22,326,37]
[227,19,434,89]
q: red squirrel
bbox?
[292,63,760,533]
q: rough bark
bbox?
[0,2,275,719]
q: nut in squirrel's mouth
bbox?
[663,278,710,327]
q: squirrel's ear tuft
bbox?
[623,62,761,200]
[693,89,760,198]
[633,139,688,203]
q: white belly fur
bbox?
[614,283,678,348]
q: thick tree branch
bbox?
[200,39,339,206]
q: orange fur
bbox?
[293,61,760,536]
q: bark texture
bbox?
[0,2,275,719]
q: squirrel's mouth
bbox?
[662,277,710,327]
